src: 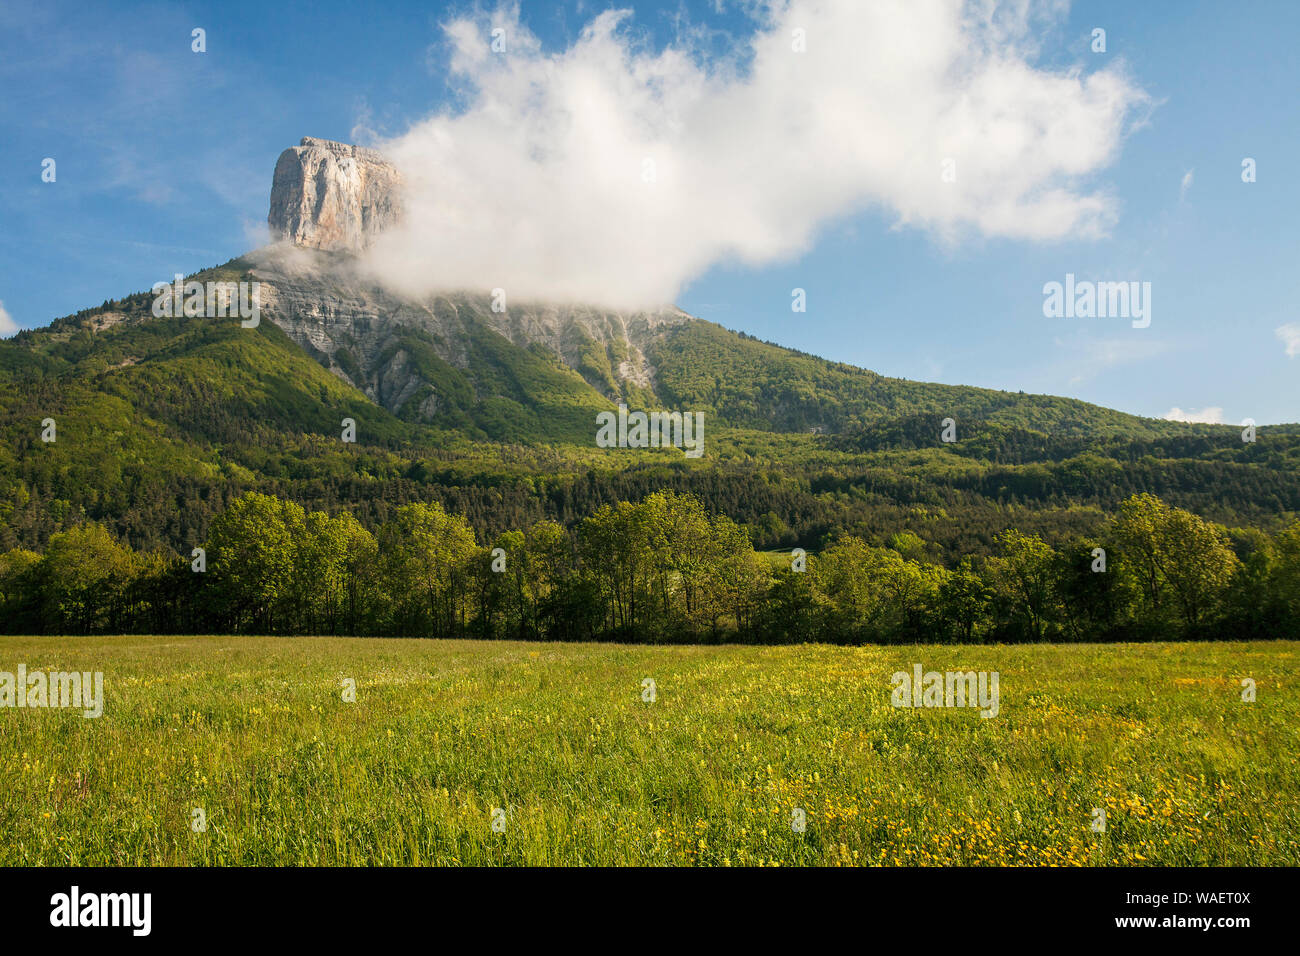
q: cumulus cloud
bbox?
[363,0,1150,309]
[1277,322,1300,358]
[0,300,18,338]
[1163,406,1224,424]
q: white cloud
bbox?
[363,0,1151,309]
[0,300,18,338]
[1277,322,1300,358]
[1179,168,1193,201]
[1163,406,1224,424]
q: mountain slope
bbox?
[1,256,1297,559]
[244,248,1204,443]
[646,321,1180,439]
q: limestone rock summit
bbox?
[267,137,402,253]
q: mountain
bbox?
[1,138,1297,558]
[251,139,1199,440]
[248,247,1171,443]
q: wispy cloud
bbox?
[1277,322,1300,358]
[0,3,273,219]
[1163,406,1224,424]
[1179,168,1194,202]
[1057,334,1173,385]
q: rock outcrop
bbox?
[249,250,692,420]
[267,137,402,252]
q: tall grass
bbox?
[1,636,1296,866]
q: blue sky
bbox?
[1,0,1296,424]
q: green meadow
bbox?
[1,636,1296,866]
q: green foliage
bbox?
[3,493,1295,644]
[1111,493,1242,631]
[38,523,135,633]
[381,501,479,638]
[989,529,1061,642]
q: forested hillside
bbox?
[1,261,1297,621]
[648,322,1183,438]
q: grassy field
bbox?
[1,636,1296,866]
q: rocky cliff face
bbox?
[255,138,692,423]
[267,137,403,253]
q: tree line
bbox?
[1,491,1296,644]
